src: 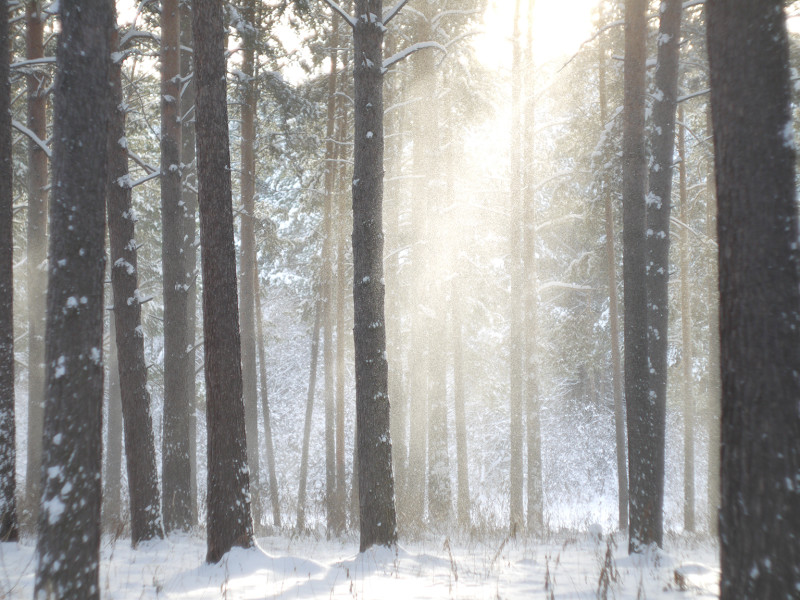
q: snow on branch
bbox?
[321,0,356,28]
[383,41,446,72]
[12,119,52,158]
[10,56,56,70]
[538,281,594,294]
[383,0,412,26]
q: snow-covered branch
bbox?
[10,56,56,70]
[538,281,594,294]
[12,119,52,158]
[321,0,356,28]
[383,41,446,72]
[383,0,412,26]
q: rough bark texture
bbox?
[0,0,19,542]
[107,44,164,545]
[707,2,800,597]
[352,0,398,552]
[296,303,321,531]
[24,0,48,524]
[192,0,254,563]
[598,24,628,532]
[622,0,653,554]
[34,2,113,597]
[238,0,261,530]
[161,0,193,533]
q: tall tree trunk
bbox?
[622,0,651,554]
[452,265,470,531]
[642,0,681,549]
[508,0,525,536]
[677,107,694,533]
[707,2,800,597]
[255,267,281,527]
[598,19,628,532]
[34,2,113,596]
[0,0,19,541]
[296,302,321,532]
[523,0,542,534]
[192,0,254,563]
[107,41,164,545]
[24,0,48,525]
[180,0,199,525]
[323,18,339,536]
[102,317,122,528]
[351,0,397,551]
[238,0,260,530]
[161,0,192,533]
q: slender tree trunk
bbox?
[707,2,800,597]
[238,0,261,530]
[0,0,19,541]
[452,272,470,531]
[107,41,164,545]
[34,2,113,596]
[192,0,254,563]
[296,302,321,532]
[677,107,694,533]
[102,317,122,528]
[508,0,525,536]
[161,0,193,533]
[351,0,397,551]
[255,268,281,527]
[598,22,628,532]
[622,0,651,554]
[180,0,199,525]
[25,0,48,525]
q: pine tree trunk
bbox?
[296,303,321,532]
[161,0,193,533]
[0,0,19,541]
[34,2,113,596]
[102,316,122,528]
[352,0,397,551]
[707,2,800,596]
[192,0,254,563]
[622,0,652,554]
[24,0,48,525]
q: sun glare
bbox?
[475,0,599,71]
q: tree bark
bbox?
[622,0,652,554]
[707,2,800,597]
[161,0,193,533]
[34,1,113,596]
[107,40,164,545]
[102,316,122,528]
[351,0,397,551]
[24,0,49,525]
[296,302,321,532]
[0,0,19,542]
[192,0,254,563]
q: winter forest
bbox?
[0,0,798,598]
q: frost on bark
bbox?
[707,1,800,597]
[24,0,49,524]
[34,1,113,597]
[351,0,398,552]
[161,0,193,533]
[0,0,19,542]
[192,0,254,563]
[107,38,164,545]
[622,0,653,554]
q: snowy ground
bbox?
[0,530,719,598]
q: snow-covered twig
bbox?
[12,119,51,158]
[383,41,446,72]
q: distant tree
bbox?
[707,1,800,597]
[296,301,321,531]
[34,0,113,596]
[0,0,19,543]
[192,0,254,563]
[161,0,194,533]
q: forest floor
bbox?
[0,529,719,598]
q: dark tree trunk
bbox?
[238,0,261,530]
[192,0,254,563]
[254,268,281,527]
[0,0,19,542]
[34,1,113,596]
[351,0,397,551]
[296,302,321,532]
[179,0,199,524]
[707,2,800,597]
[25,0,49,524]
[622,0,653,554]
[161,0,193,533]
[598,21,628,532]
[102,316,122,528]
[107,41,164,545]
